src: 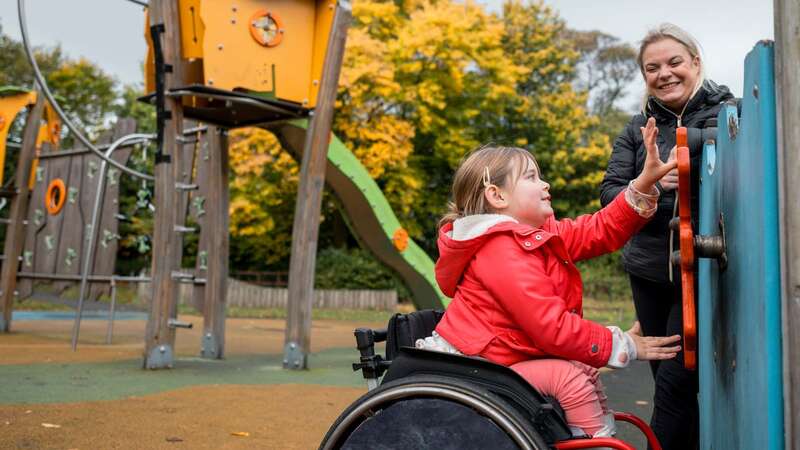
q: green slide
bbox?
[267,120,448,310]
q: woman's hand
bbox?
[626,321,682,361]
[659,146,679,191]
[632,117,678,193]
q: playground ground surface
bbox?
[0,310,654,449]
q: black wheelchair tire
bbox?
[318,374,550,450]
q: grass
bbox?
[583,297,637,330]
[13,298,73,311]
[178,304,399,322]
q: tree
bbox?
[567,29,639,140]
[227,128,300,269]
[491,1,611,217]
[568,30,638,117]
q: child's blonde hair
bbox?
[440,145,540,227]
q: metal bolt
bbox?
[752,84,759,100]
[231,6,237,12]
[231,18,236,24]
[290,342,296,349]
[217,44,224,50]
[293,360,300,368]
[312,80,319,86]
[159,345,166,353]
[283,359,289,365]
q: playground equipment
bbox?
[0,94,218,348]
[5,0,443,371]
[143,0,334,126]
[136,0,444,369]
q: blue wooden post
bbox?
[698,41,784,449]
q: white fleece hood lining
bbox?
[450,214,518,241]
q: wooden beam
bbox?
[201,126,228,359]
[775,0,800,446]
[144,0,187,369]
[283,1,352,370]
[0,95,44,332]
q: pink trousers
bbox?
[510,359,610,436]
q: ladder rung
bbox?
[174,225,197,233]
[168,319,193,329]
[175,183,199,191]
[176,136,199,144]
[170,271,194,281]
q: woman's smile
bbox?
[658,81,681,91]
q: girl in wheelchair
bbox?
[420,118,682,439]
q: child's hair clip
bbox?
[482,167,491,187]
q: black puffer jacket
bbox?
[600,80,734,282]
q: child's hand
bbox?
[626,321,682,361]
[632,117,678,193]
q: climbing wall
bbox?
[17,119,136,301]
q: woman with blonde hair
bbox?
[600,23,735,450]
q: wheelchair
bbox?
[319,310,661,450]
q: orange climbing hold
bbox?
[45,178,66,215]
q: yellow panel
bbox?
[144,8,203,95]
[0,91,37,184]
[179,0,204,59]
[309,0,336,107]
[200,0,316,105]
[28,103,62,189]
[144,11,155,94]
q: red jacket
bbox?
[434,191,649,368]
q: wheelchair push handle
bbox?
[352,328,391,386]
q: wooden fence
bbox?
[137,277,397,310]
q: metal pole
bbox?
[775,1,800,447]
[106,277,117,344]
[71,134,148,350]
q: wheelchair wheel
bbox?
[319,374,550,450]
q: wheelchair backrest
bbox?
[385,309,444,361]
